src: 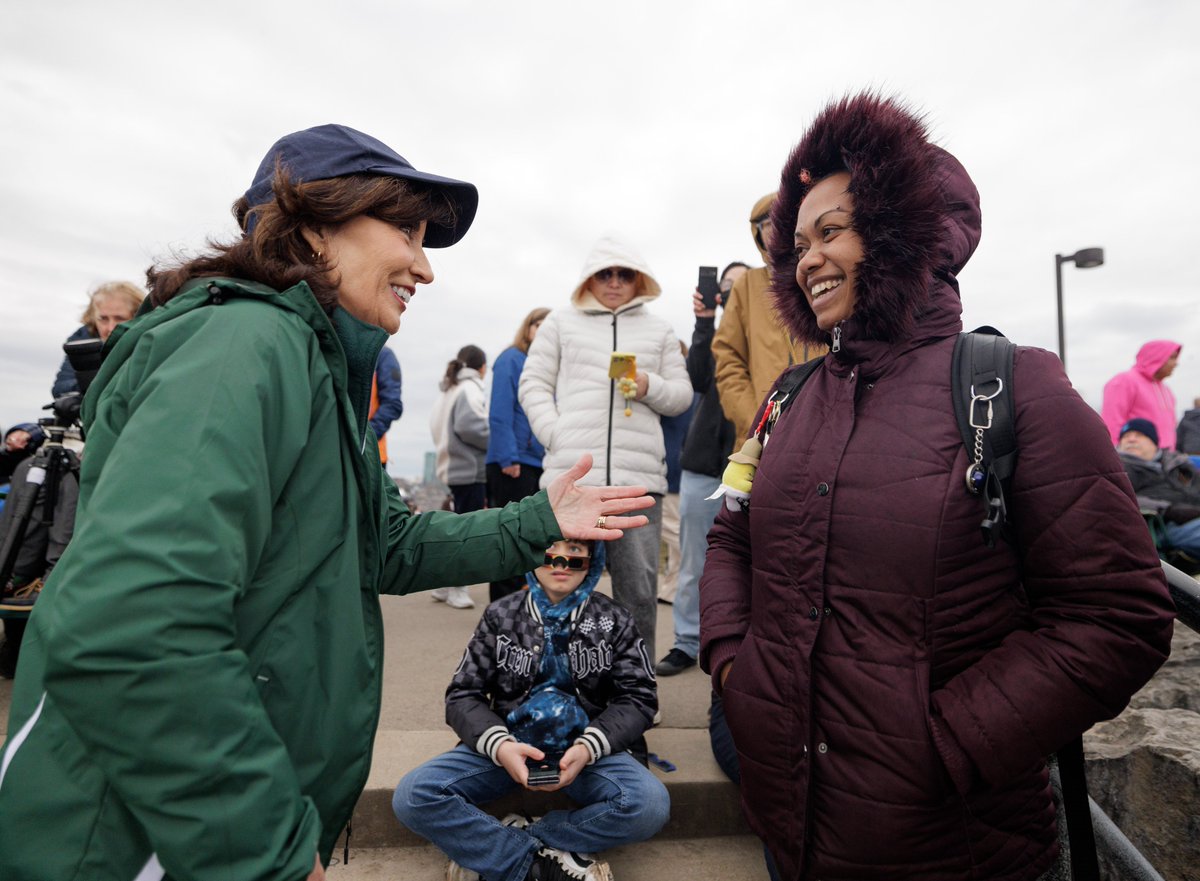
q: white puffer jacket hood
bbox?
[570,233,662,310]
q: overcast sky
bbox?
[2,1,1197,478]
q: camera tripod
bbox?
[0,420,81,676]
[0,421,81,609]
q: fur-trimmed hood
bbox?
[768,94,981,348]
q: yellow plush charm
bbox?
[711,437,763,512]
[609,352,638,417]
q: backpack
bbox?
[762,327,1100,881]
[763,327,1017,546]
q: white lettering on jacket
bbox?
[569,640,614,678]
[496,635,536,677]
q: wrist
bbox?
[479,726,516,765]
[574,728,606,764]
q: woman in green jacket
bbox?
[0,125,652,881]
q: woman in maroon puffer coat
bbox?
[699,93,1175,881]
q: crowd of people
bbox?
[0,95,1187,881]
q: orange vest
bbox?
[370,376,387,464]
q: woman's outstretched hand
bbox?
[546,454,654,540]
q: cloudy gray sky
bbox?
[3,0,1197,478]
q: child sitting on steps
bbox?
[392,540,669,881]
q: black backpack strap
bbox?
[774,357,823,413]
[755,356,824,444]
[951,327,1016,547]
[954,330,1099,878]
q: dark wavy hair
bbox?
[768,93,947,345]
[442,344,487,389]
[146,167,456,309]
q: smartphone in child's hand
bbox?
[525,755,561,787]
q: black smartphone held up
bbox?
[525,755,561,787]
[698,265,720,310]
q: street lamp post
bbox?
[1054,247,1105,371]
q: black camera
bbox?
[43,393,82,429]
[38,337,106,432]
[63,337,105,396]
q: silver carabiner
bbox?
[968,379,1003,431]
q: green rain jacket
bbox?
[0,278,561,881]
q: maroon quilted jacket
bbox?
[699,96,1174,881]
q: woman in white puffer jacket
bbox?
[519,234,691,663]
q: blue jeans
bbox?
[709,694,783,881]
[393,745,670,881]
[671,471,722,659]
[1165,517,1200,556]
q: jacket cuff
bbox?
[575,727,609,764]
[528,491,565,544]
[929,712,978,796]
[477,725,515,765]
[705,638,741,694]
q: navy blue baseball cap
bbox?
[242,124,479,248]
[1119,418,1159,447]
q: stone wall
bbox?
[1085,627,1200,881]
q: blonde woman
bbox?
[51,281,144,396]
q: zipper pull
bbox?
[831,325,842,353]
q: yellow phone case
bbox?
[609,352,637,380]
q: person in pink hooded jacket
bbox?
[1101,340,1182,449]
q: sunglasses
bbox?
[593,267,638,284]
[543,553,589,570]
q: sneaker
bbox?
[443,586,476,609]
[654,648,696,676]
[501,813,532,830]
[431,587,450,603]
[529,847,613,881]
[0,578,44,611]
[651,709,662,727]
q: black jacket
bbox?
[679,316,737,477]
[1120,449,1200,521]
[1177,408,1200,455]
[446,572,657,764]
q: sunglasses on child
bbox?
[543,553,590,570]
[593,267,637,284]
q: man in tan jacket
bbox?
[712,192,826,448]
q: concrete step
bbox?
[345,727,748,848]
[326,835,772,881]
[340,585,750,849]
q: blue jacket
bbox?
[486,346,544,469]
[369,346,404,439]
